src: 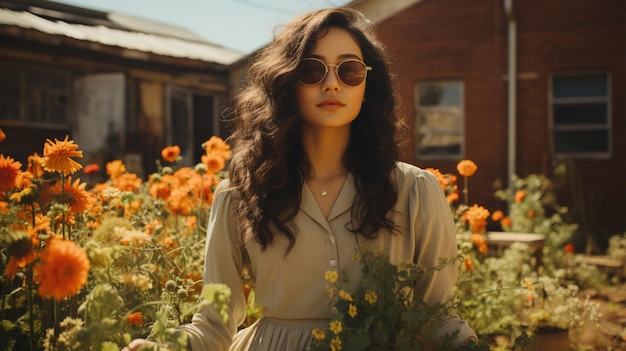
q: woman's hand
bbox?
[122,339,156,351]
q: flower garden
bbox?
[0,133,624,351]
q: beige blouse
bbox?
[180,162,476,350]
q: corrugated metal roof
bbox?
[0,8,244,65]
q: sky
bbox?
[60,0,352,54]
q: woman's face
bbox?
[296,27,367,130]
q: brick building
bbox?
[353,0,625,248]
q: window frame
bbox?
[0,62,71,130]
[414,79,465,160]
[548,70,612,158]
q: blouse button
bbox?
[330,259,337,267]
[332,307,339,314]
[330,287,338,295]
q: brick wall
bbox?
[374,0,625,247]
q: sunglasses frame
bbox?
[297,58,372,86]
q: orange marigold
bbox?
[491,210,504,221]
[514,190,526,203]
[161,145,181,163]
[40,135,83,175]
[34,237,90,301]
[201,153,226,174]
[456,160,478,177]
[127,312,144,327]
[53,177,95,213]
[425,168,447,191]
[27,153,45,178]
[470,234,488,254]
[463,256,475,271]
[106,160,126,181]
[0,128,5,142]
[83,163,100,175]
[500,216,513,228]
[0,155,22,192]
[465,204,490,234]
[202,136,232,161]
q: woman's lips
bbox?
[317,99,345,110]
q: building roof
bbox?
[0,0,243,65]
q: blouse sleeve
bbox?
[178,180,248,351]
[411,170,477,345]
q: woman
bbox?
[127,7,476,351]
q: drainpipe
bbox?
[504,0,516,208]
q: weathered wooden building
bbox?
[352,0,625,247]
[0,0,242,178]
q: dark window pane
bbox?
[554,130,609,154]
[553,102,608,125]
[0,68,20,121]
[553,75,607,98]
[419,84,461,107]
[170,93,189,152]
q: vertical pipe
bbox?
[505,0,517,207]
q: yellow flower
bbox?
[329,320,343,335]
[324,270,338,283]
[456,159,477,177]
[330,336,342,351]
[338,290,353,302]
[364,289,378,305]
[348,304,358,318]
[33,237,90,301]
[40,135,83,175]
[312,328,326,341]
[522,278,534,290]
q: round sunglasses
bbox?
[297,58,372,86]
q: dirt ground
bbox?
[579,283,626,351]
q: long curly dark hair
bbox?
[226,7,403,253]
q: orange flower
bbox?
[463,256,474,271]
[456,160,477,177]
[470,234,488,254]
[465,204,490,234]
[201,153,226,174]
[106,160,126,181]
[563,243,575,254]
[161,145,181,163]
[5,227,40,278]
[83,163,100,175]
[127,312,144,327]
[40,135,83,175]
[0,155,22,192]
[0,128,5,142]
[202,136,232,161]
[500,216,512,228]
[527,209,536,219]
[446,192,459,204]
[514,190,526,203]
[27,153,45,178]
[34,237,90,301]
[113,172,142,192]
[53,177,95,213]
[491,210,504,221]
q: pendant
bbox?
[321,190,327,197]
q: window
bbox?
[0,65,70,127]
[415,80,464,159]
[550,72,610,157]
[166,87,216,166]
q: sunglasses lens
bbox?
[298,60,326,85]
[338,61,367,86]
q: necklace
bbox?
[308,171,347,199]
